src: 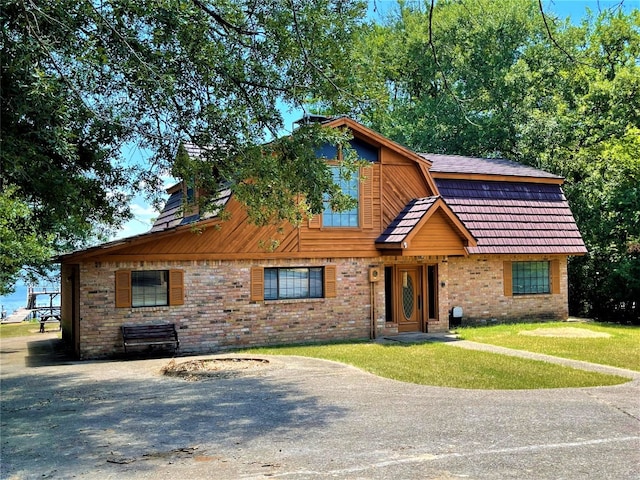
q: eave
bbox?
[430,171,564,185]
[56,215,223,263]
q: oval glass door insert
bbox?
[402,275,414,320]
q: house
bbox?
[57,117,587,358]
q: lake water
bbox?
[0,281,60,319]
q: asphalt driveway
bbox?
[1,333,639,479]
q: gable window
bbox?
[115,270,184,307]
[323,166,359,227]
[264,267,323,300]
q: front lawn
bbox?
[456,321,640,371]
[243,341,628,390]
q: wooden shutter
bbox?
[308,214,321,229]
[250,267,264,301]
[550,259,561,295]
[503,261,513,297]
[115,270,131,308]
[361,166,373,229]
[169,270,185,305]
[324,265,337,298]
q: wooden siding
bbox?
[298,164,382,257]
[407,210,468,256]
[80,164,386,261]
[381,164,433,227]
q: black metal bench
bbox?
[121,323,179,355]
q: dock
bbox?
[2,308,33,324]
[1,283,61,324]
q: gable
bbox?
[376,196,476,256]
[409,209,469,256]
[58,118,586,264]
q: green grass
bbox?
[0,321,59,338]
[456,322,640,371]
[243,341,628,390]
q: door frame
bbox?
[385,263,438,332]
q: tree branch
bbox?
[538,0,578,64]
[426,0,479,127]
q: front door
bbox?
[397,266,422,332]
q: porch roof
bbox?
[375,196,476,255]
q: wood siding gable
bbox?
[376,197,476,256]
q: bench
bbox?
[121,323,179,355]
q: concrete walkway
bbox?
[1,333,639,479]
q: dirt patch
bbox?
[161,357,270,381]
[519,327,611,338]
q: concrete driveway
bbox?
[1,333,639,479]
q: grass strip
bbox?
[456,322,640,371]
[243,342,628,389]
[0,322,57,338]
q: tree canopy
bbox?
[1,0,367,292]
[346,0,639,322]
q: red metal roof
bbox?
[436,179,587,255]
[376,197,440,245]
[151,187,231,232]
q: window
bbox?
[251,266,336,301]
[264,267,323,300]
[323,166,359,227]
[132,271,169,307]
[115,270,184,307]
[512,261,550,295]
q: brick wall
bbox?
[76,258,381,358]
[71,253,570,357]
[446,254,569,324]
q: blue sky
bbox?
[114,0,639,240]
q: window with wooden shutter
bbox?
[251,267,264,301]
[361,166,373,229]
[115,270,132,307]
[324,265,337,298]
[508,261,553,295]
[169,270,185,305]
[503,261,513,296]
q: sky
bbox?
[113,0,639,241]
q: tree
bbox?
[1,0,367,293]
[348,1,639,322]
[350,0,552,157]
[0,188,53,296]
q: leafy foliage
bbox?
[0,188,54,295]
[1,0,367,291]
[348,1,639,322]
